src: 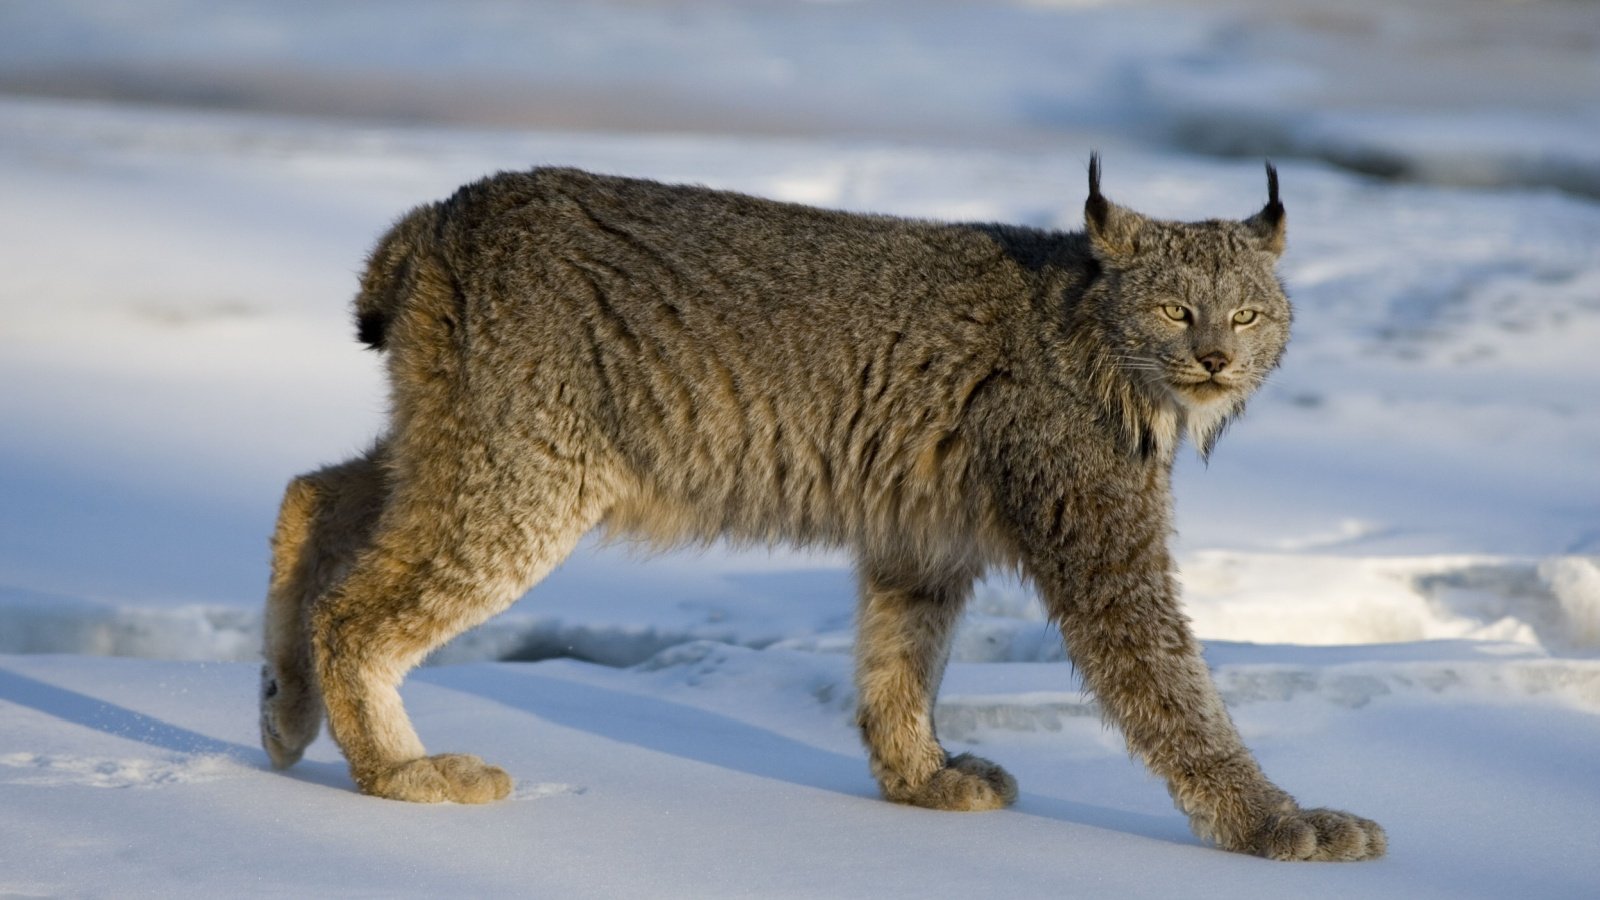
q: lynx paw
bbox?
[363,754,513,804]
[1240,807,1387,861]
[885,753,1019,811]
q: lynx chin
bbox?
[260,155,1385,861]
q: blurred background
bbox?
[1,0,1596,661]
[4,0,1597,191]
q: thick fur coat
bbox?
[260,158,1384,861]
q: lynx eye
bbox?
[1161,304,1190,323]
[1232,309,1259,327]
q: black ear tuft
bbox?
[1244,159,1287,256]
[1261,160,1284,227]
[1083,152,1146,260]
[1086,151,1108,231]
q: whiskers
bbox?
[1242,367,1277,392]
[1108,354,1166,383]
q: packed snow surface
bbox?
[0,1,1596,896]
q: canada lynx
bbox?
[260,157,1384,860]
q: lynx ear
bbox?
[1084,152,1146,261]
[1244,160,1286,256]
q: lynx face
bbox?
[1083,159,1291,455]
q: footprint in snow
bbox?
[511,780,586,801]
[0,751,248,788]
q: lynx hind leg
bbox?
[260,448,387,769]
[312,447,610,804]
[855,561,1016,811]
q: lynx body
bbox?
[260,159,1384,861]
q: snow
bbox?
[2,0,1598,896]
[5,648,1600,897]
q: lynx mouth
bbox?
[1172,378,1236,404]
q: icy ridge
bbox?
[4,554,1596,663]
[628,638,1600,745]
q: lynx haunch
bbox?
[260,156,1384,861]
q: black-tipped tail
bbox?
[356,309,386,351]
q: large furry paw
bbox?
[362,754,513,804]
[884,753,1019,812]
[259,666,321,770]
[1234,807,1387,861]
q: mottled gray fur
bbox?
[260,158,1384,860]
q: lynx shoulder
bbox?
[259,157,1384,861]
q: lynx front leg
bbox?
[1020,477,1384,860]
[855,560,1016,811]
[260,444,388,769]
[312,444,610,804]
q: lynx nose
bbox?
[1197,351,1231,375]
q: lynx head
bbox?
[1082,154,1291,458]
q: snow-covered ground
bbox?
[1,1,1597,896]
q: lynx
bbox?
[260,157,1384,861]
